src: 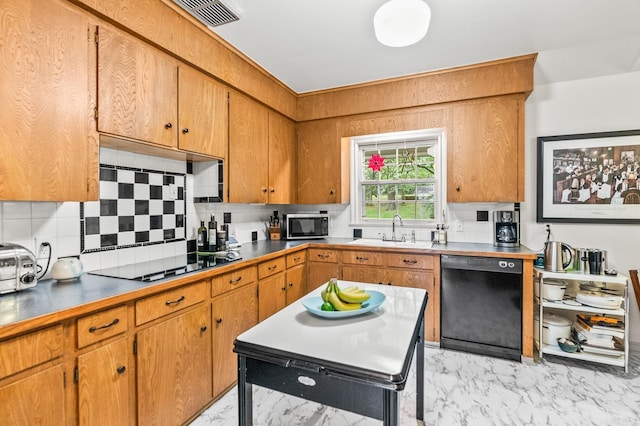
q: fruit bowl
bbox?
[301,290,386,318]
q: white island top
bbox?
[235,280,428,384]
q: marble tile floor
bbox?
[191,345,640,426]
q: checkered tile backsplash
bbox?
[81,164,186,252]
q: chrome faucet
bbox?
[391,214,403,241]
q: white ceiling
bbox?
[209,0,640,94]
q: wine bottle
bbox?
[197,220,208,252]
[208,215,217,251]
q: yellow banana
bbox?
[340,286,363,294]
[336,287,370,303]
[328,291,362,311]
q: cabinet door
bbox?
[228,92,268,203]
[178,66,228,158]
[386,269,436,341]
[97,26,178,148]
[77,338,130,426]
[0,0,95,201]
[137,305,212,426]
[258,274,287,322]
[342,266,385,285]
[0,365,65,425]
[268,112,297,203]
[297,119,343,204]
[307,262,341,291]
[212,283,257,397]
[285,264,307,305]
[449,96,521,202]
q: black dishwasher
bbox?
[440,254,523,361]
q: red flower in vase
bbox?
[368,153,385,172]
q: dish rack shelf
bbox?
[534,268,629,372]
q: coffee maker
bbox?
[493,210,520,247]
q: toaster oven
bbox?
[0,243,38,294]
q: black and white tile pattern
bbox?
[81,165,186,252]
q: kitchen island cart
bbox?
[234,280,428,425]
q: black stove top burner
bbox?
[88,253,241,282]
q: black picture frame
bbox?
[536,129,640,224]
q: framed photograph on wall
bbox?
[537,129,640,224]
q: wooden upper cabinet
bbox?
[97,25,178,148]
[0,0,97,201]
[448,95,523,202]
[297,119,350,204]
[268,112,297,204]
[178,66,228,158]
[228,92,269,203]
[228,92,296,204]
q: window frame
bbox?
[349,128,446,227]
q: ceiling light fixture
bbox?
[374,0,431,47]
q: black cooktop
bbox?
[88,253,241,282]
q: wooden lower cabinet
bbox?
[0,365,66,425]
[258,273,287,322]
[307,248,340,290]
[212,283,258,397]
[77,338,130,426]
[136,305,212,426]
[386,269,436,341]
[309,249,438,342]
[342,265,384,284]
[285,263,306,304]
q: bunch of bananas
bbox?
[320,279,370,311]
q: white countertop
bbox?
[235,280,428,380]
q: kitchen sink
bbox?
[346,238,433,249]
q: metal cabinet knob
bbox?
[182,128,189,134]
[116,365,126,375]
[165,123,172,129]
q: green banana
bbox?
[327,291,362,311]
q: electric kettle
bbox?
[543,241,574,273]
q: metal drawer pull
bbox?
[165,295,185,306]
[293,256,301,261]
[89,318,120,333]
[229,276,242,284]
[356,256,369,261]
[268,264,278,270]
[317,254,329,259]
[403,259,418,264]
[116,365,126,375]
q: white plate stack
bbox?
[575,291,623,309]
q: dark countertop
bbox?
[0,238,536,333]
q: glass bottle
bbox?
[197,220,208,252]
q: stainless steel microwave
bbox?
[282,213,329,240]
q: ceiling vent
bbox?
[173,0,240,28]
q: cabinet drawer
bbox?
[77,305,128,349]
[342,250,385,266]
[308,249,339,263]
[0,325,64,379]
[387,253,433,270]
[258,257,285,279]
[286,250,306,268]
[212,266,257,296]
[136,281,207,326]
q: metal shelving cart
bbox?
[534,268,629,372]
